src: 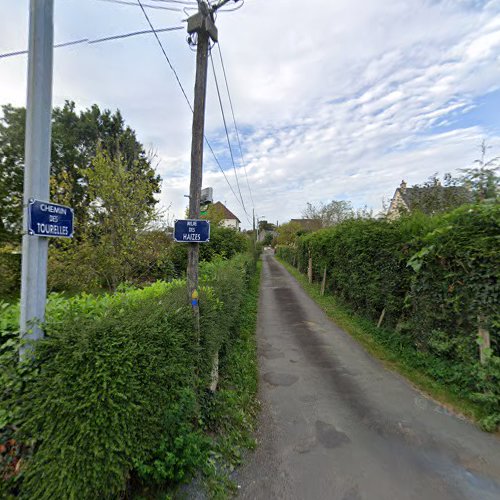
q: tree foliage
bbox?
[0,106,25,245]
[274,221,303,246]
[460,141,499,202]
[302,199,372,227]
[262,232,274,246]
[302,200,354,227]
[0,101,160,246]
[48,150,161,291]
[204,203,227,225]
[258,220,275,232]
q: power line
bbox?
[216,42,255,210]
[205,138,251,221]
[148,0,197,5]
[136,0,193,111]
[0,39,87,59]
[209,50,249,220]
[96,0,183,11]
[136,0,249,220]
[90,26,183,44]
[215,0,245,13]
[0,27,184,60]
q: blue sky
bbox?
[427,88,500,135]
[1,0,500,227]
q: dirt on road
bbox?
[236,252,500,500]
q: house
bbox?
[387,180,471,220]
[210,201,241,230]
[387,181,411,220]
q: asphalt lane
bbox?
[237,251,500,500]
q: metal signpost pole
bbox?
[20,0,54,358]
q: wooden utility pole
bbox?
[186,2,218,328]
[186,1,239,392]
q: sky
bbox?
[1,0,500,228]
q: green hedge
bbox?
[0,254,256,498]
[276,204,499,428]
[285,213,437,327]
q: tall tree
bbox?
[302,200,355,227]
[0,101,161,246]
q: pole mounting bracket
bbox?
[187,12,218,42]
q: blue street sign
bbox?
[174,219,210,243]
[28,199,74,238]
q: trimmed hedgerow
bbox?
[276,204,499,429]
[406,203,499,429]
[286,213,437,327]
[0,254,257,498]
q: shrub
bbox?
[0,254,257,497]
[200,226,248,262]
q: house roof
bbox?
[390,180,471,215]
[212,201,241,223]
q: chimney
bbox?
[400,180,407,193]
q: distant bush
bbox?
[276,204,499,429]
[274,245,295,265]
[200,226,247,262]
[0,254,256,497]
[0,252,21,300]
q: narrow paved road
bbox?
[237,252,500,500]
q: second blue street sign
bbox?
[174,219,210,243]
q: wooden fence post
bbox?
[377,308,386,328]
[209,350,219,392]
[478,314,490,365]
[320,267,327,296]
[308,251,313,284]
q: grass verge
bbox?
[277,257,487,427]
